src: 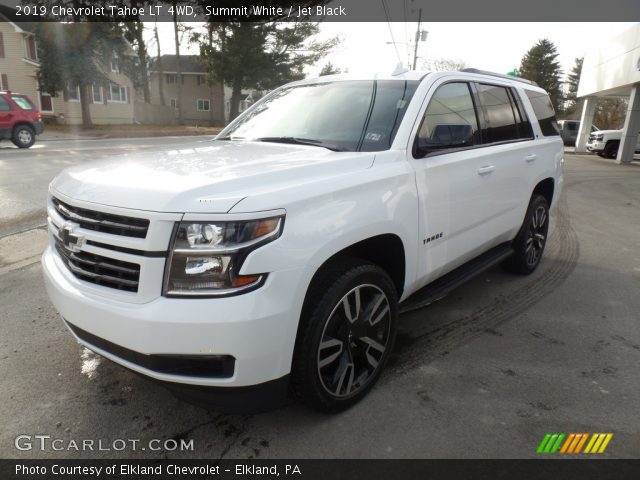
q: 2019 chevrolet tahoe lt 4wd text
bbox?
[43,69,564,413]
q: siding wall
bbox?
[0,22,39,105]
[149,72,225,126]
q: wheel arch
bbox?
[532,177,554,207]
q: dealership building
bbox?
[575,23,640,164]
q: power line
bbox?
[381,0,402,65]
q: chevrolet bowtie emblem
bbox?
[60,224,84,252]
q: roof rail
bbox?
[459,68,539,87]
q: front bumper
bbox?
[586,141,605,152]
[42,246,308,392]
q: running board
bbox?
[399,242,514,314]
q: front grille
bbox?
[54,240,140,292]
[52,197,149,238]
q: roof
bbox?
[0,4,36,33]
[149,55,206,74]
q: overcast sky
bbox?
[149,22,636,80]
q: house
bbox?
[0,7,39,106]
[0,6,134,125]
[149,55,226,126]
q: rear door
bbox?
[471,82,537,240]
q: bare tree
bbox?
[153,23,166,106]
[422,57,468,72]
[594,97,628,130]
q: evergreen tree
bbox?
[319,62,341,76]
[195,1,337,121]
[564,57,583,116]
[519,39,563,113]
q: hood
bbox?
[51,141,375,213]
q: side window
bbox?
[525,90,560,136]
[0,96,10,111]
[509,88,534,140]
[415,82,480,157]
[475,83,520,143]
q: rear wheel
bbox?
[504,195,550,275]
[603,140,619,159]
[292,259,398,412]
[11,125,35,148]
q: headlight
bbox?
[595,134,604,140]
[163,216,284,297]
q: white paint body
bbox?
[42,71,564,388]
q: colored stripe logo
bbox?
[537,433,613,454]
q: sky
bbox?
[148,22,637,80]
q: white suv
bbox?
[43,70,563,412]
[586,128,640,158]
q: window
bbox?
[170,98,178,109]
[415,82,480,156]
[166,74,184,84]
[525,90,560,136]
[508,88,534,139]
[566,121,578,132]
[40,93,53,112]
[0,96,11,111]
[110,59,120,73]
[222,80,420,153]
[107,84,127,103]
[476,84,520,143]
[197,75,206,86]
[0,32,5,59]
[197,99,210,111]
[25,35,37,60]
[11,96,34,110]
[67,84,80,101]
[92,85,102,103]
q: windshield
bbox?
[220,80,419,152]
[11,96,34,110]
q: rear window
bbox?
[525,90,559,136]
[11,96,34,110]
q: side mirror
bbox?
[416,124,473,157]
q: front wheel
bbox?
[603,140,619,159]
[292,260,398,412]
[505,195,550,275]
[12,125,35,148]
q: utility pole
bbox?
[412,8,422,70]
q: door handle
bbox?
[525,154,537,162]
[477,165,495,175]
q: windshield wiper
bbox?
[254,136,346,152]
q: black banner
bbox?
[1,0,640,22]
[2,459,640,480]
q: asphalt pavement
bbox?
[0,153,638,459]
[0,135,218,237]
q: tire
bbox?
[11,125,36,149]
[291,259,398,413]
[603,140,619,159]
[504,195,550,275]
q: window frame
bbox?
[67,84,81,102]
[170,98,178,109]
[197,98,210,111]
[412,80,483,159]
[106,84,127,103]
[412,80,537,159]
[92,85,103,104]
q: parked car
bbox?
[557,119,599,146]
[0,91,44,148]
[42,69,564,413]
[586,128,640,158]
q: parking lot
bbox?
[0,151,639,459]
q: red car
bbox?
[0,91,44,148]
